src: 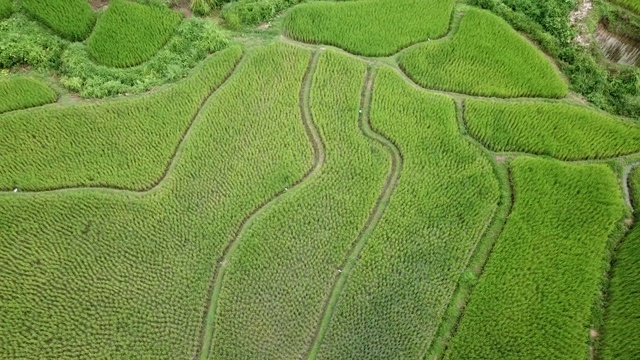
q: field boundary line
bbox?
[590,161,639,360]
[193,49,326,360]
[422,99,514,359]
[304,66,403,360]
[0,54,245,196]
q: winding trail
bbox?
[305,67,403,360]
[194,50,326,360]
[0,55,245,196]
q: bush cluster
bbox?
[400,8,568,98]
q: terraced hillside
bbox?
[0,0,638,359]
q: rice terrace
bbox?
[1,0,640,358]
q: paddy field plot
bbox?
[21,0,95,41]
[0,76,57,114]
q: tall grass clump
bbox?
[284,0,455,56]
[316,67,499,359]
[447,157,625,360]
[601,167,640,360]
[87,0,183,68]
[465,100,640,160]
[400,8,568,98]
[0,42,312,358]
[211,50,391,359]
[21,0,95,41]
[0,0,12,19]
[0,76,57,113]
[0,46,242,191]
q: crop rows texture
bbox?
[612,0,640,13]
[400,8,568,98]
[0,0,11,19]
[87,0,183,68]
[465,100,640,160]
[0,46,242,191]
[314,67,499,359]
[283,0,455,57]
[447,157,625,360]
[601,166,640,360]
[0,76,57,114]
[21,0,95,41]
[209,50,390,359]
[0,42,313,358]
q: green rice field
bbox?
[0,0,638,359]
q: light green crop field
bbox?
[465,100,640,160]
[21,0,95,41]
[0,42,312,358]
[284,0,455,56]
[316,67,499,359]
[611,0,640,13]
[1,0,638,358]
[447,157,625,360]
[601,166,640,360]
[0,47,242,191]
[0,76,57,113]
[400,8,568,98]
[87,0,183,68]
[209,50,390,359]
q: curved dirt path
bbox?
[0,55,244,196]
[193,50,326,360]
[305,67,403,360]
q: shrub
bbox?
[447,157,624,360]
[21,0,95,41]
[400,8,568,98]
[87,0,183,68]
[0,76,57,113]
[465,100,640,160]
[283,0,455,56]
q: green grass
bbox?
[0,42,313,358]
[21,0,95,41]
[465,100,640,160]
[0,46,242,191]
[316,67,499,359]
[210,50,391,359]
[0,0,12,19]
[0,76,57,114]
[447,157,625,360]
[87,0,183,68]
[601,166,640,360]
[611,0,640,13]
[283,0,455,56]
[400,8,568,98]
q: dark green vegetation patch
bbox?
[21,0,95,41]
[0,76,57,114]
[87,0,183,68]
[0,0,12,19]
[465,100,640,160]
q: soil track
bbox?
[193,50,326,360]
[304,67,403,359]
[0,55,244,196]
